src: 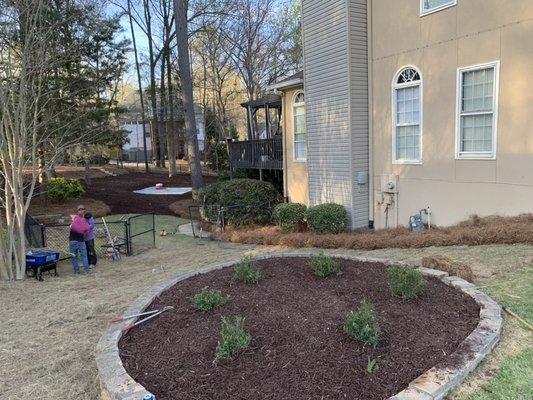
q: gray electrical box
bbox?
[356,171,368,185]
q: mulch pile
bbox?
[120,257,479,400]
[83,171,216,215]
[222,214,533,250]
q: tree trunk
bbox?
[127,0,149,172]
[166,46,177,177]
[173,0,204,191]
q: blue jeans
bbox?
[70,240,90,274]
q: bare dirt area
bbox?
[83,171,216,215]
[29,198,110,224]
[120,257,479,400]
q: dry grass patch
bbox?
[421,254,475,282]
[222,214,533,251]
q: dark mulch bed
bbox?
[120,257,480,400]
[83,171,216,215]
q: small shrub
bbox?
[273,203,307,232]
[193,287,230,313]
[366,357,379,374]
[197,179,278,226]
[344,300,381,347]
[388,266,427,300]
[214,315,251,363]
[306,203,348,234]
[421,254,474,282]
[234,168,248,179]
[218,170,231,182]
[308,252,341,278]
[231,256,261,285]
[47,177,85,202]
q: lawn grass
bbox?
[465,349,533,400]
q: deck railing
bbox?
[228,136,283,170]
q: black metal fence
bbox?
[34,213,155,258]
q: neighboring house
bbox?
[121,122,152,162]
[270,0,533,229]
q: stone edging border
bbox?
[96,252,502,400]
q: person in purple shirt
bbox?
[84,211,97,268]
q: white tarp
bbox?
[133,187,192,195]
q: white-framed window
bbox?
[456,61,499,159]
[420,0,457,16]
[293,91,306,161]
[392,67,422,164]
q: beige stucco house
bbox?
[270,0,533,229]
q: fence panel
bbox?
[44,221,128,258]
[127,213,155,255]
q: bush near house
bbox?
[47,177,85,202]
[306,203,348,234]
[273,203,307,232]
[197,179,278,226]
[388,266,427,300]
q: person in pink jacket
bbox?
[69,205,90,274]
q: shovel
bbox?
[121,306,174,333]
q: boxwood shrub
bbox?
[47,177,85,202]
[197,179,278,226]
[273,203,307,232]
[306,203,348,234]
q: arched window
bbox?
[293,91,306,161]
[393,67,422,163]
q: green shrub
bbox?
[387,266,427,300]
[192,287,230,313]
[47,177,85,202]
[231,256,261,285]
[218,171,231,182]
[344,300,381,347]
[306,203,348,234]
[197,179,278,226]
[273,203,307,232]
[214,315,251,363]
[308,252,341,278]
[366,357,379,374]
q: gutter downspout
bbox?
[367,0,375,227]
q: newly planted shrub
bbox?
[231,256,261,284]
[344,300,381,347]
[47,177,85,202]
[197,179,278,226]
[192,287,230,313]
[388,266,427,300]
[308,252,341,278]
[306,203,348,234]
[214,315,251,363]
[366,357,379,374]
[273,203,307,232]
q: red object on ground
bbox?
[155,183,164,190]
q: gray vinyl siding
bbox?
[302,0,369,228]
[349,0,369,228]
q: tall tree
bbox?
[173,0,204,191]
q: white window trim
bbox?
[392,66,423,165]
[420,0,457,16]
[293,90,306,162]
[455,61,500,160]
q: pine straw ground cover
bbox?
[222,214,533,250]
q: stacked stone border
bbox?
[96,252,503,400]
